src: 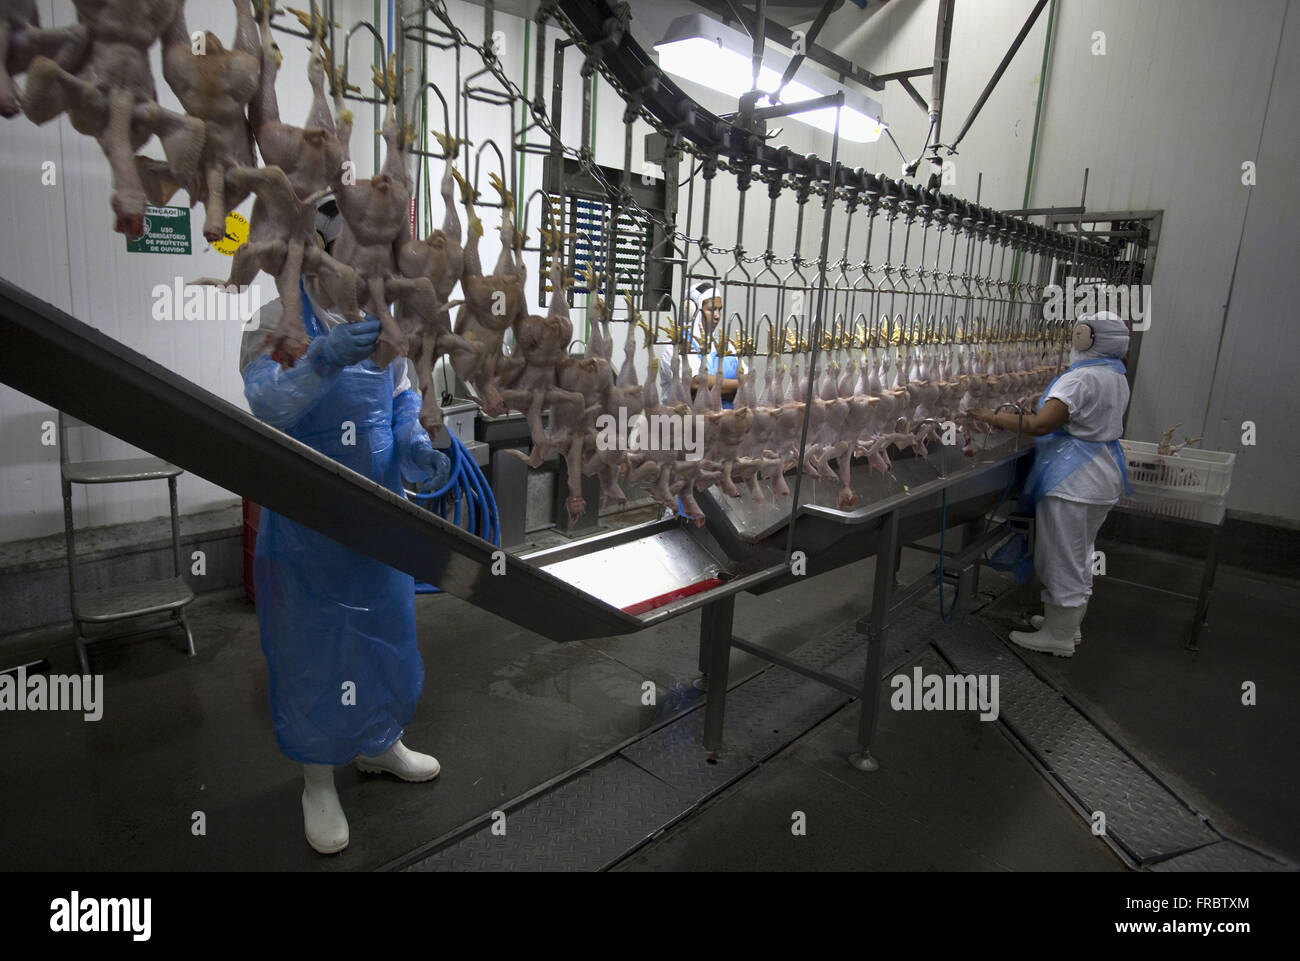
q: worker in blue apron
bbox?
[657,282,741,409]
[238,200,451,854]
[972,311,1133,657]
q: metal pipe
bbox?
[850,508,900,771]
[1055,167,1089,375]
[784,97,843,560]
[949,0,1049,151]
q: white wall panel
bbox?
[1198,3,1300,523]
[1029,0,1292,520]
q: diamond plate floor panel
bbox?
[1148,841,1293,873]
[619,710,759,797]
[403,758,686,871]
[624,602,950,799]
[933,618,1219,864]
[719,668,850,759]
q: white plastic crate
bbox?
[1120,440,1235,498]
[1117,488,1227,525]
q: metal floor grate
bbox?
[1147,841,1291,872]
[404,758,687,872]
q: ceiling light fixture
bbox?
[653,13,886,143]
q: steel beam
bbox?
[949,0,1048,151]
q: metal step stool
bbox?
[58,413,196,673]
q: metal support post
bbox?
[700,596,736,752]
[850,509,900,771]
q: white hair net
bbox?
[687,283,721,345]
[1074,310,1130,361]
[689,283,719,313]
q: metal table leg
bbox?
[962,517,984,605]
[891,525,905,589]
[701,596,735,752]
[1188,521,1222,652]
[850,509,900,772]
[696,610,712,684]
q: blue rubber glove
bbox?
[321,317,381,368]
[411,446,453,493]
[392,389,450,491]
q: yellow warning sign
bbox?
[213,211,249,256]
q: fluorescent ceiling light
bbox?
[653,13,886,143]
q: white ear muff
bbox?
[1072,323,1096,352]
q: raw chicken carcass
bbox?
[399,148,484,434]
[452,172,529,414]
[396,139,487,431]
[190,9,358,369]
[0,0,89,118]
[584,296,652,507]
[329,103,407,363]
[190,161,360,367]
[499,254,580,468]
[330,55,450,371]
[397,131,466,303]
[160,0,260,242]
[249,1,351,196]
[548,282,619,527]
[21,0,205,237]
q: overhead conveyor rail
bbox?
[551,0,1114,264]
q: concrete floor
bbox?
[0,533,1294,871]
[615,646,1126,872]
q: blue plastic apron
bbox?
[1020,357,1134,514]
[252,290,423,765]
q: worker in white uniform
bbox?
[972,311,1133,657]
[657,282,740,408]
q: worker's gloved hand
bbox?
[392,389,449,490]
[321,317,381,368]
[411,446,452,493]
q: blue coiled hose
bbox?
[407,432,500,594]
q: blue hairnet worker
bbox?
[657,282,740,409]
[238,200,451,854]
[972,311,1133,657]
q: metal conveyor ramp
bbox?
[0,279,694,641]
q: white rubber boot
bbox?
[1009,603,1084,657]
[1030,613,1082,645]
[302,764,349,854]
[356,740,441,782]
